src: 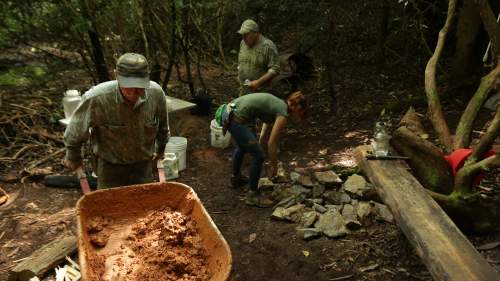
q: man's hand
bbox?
[248,80,260,91]
[153,153,164,162]
[63,159,82,171]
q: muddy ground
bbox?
[0,48,499,281]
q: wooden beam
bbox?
[9,235,77,281]
[354,145,499,281]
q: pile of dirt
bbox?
[87,207,211,281]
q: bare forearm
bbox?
[256,72,276,87]
[268,141,278,164]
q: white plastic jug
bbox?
[62,90,81,119]
[162,153,179,180]
[165,137,188,171]
[210,119,231,149]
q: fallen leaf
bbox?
[302,250,310,257]
[248,233,257,243]
[477,241,500,251]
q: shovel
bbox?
[76,166,91,194]
[157,160,166,183]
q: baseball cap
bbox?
[237,19,259,35]
[116,53,150,88]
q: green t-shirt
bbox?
[232,93,288,124]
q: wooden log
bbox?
[354,145,499,281]
[9,235,77,281]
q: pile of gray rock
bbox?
[263,170,394,240]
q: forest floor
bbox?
[0,47,499,281]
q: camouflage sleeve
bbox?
[156,90,169,156]
[63,96,93,162]
[266,42,280,76]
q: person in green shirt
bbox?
[63,53,169,189]
[237,19,280,95]
[220,92,307,207]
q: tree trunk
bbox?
[325,9,336,112]
[162,1,177,89]
[390,127,455,194]
[181,2,195,97]
[451,0,482,81]
[80,0,109,83]
[424,0,457,153]
[375,0,389,70]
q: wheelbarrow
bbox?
[76,182,232,280]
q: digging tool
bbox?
[157,160,166,182]
[75,167,91,194]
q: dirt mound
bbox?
[87,207,211,281]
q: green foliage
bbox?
[0,64,52,86]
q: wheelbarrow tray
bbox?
[76,182,232,281]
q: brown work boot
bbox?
[231,175,249,189]
[245,190,274,208]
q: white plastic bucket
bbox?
[165,137,188,171]
[210,119,231,149]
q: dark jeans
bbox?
[223,108,264,191]
[96,158,153,189]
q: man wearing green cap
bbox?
[237,19,280,96]
[63,53,169,188]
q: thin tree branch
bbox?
[468,105,500,164]
[424,0,457,153]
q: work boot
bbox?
[231,175,249,189]
[245,190,274,208]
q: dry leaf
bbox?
[248,233,257,243]
[302,250,310,257]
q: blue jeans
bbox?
[222,106,264,190]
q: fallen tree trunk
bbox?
[9,235,77,281]
[354,145,499,281]
[390,127,454,194]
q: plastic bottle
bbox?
[371,122,390,156]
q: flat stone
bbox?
[312,184,326,198]
[304,198,323,207]
[274,196,297,209]
[325,204,343,212]
[372,202,394,223]
[314,171,343,187]
[290,172,301,183]
[314,209,349,238]
[313,203,327,214]
[323,191,344,205]
[274,167,289,183]
[339,192,351,204]
[258,177,275,189]
[290,185,311,196]
[296,228,322,241]
[271,185,295,201]
[271,207,287,220]
[299,211,318,228]
[300,175,315,188]
[342,204,362,230]
[356,201,372,219]
[342,174,371,197]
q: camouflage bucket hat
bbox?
[116,53,150,88]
